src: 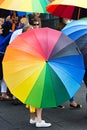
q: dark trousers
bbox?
[84,69,87,88]
[0,56,3,80]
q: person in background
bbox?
[0,80,12,100]
[26,20,51,127]
[26,105,51,127]
[57,18,82,109]
[0,18,12,100]
[32,20,41,28]
[29,13,41,28]
[9,18,51,127]
[10,11,19,31]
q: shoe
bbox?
[0,95,12,101]
[12,99,22,105]
[30,118,37,124]
[70,104,82,109]
[36,120,51,127]
[57,105,65,109]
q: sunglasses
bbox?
[33,23,39,26]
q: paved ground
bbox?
[0,82,87,130]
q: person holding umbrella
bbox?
[26,20,51,127]
[9,18,52,127]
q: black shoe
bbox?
[57,105,65,109]
[12,99,22,105]
[70,104,82,109]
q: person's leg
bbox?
[0,80,12,99]
[29,106,51,127]
[29,112,37,124]
[29,106,37,124]
[70,97,77,106]
[36,108,42,122]
[36,108,51,127]
[70,97,74,102]
[1,80,7,94]
[83,70,87,88]
[69,97,82,108]
[30,112,36,120]
[29,107,43,123]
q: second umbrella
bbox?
[46,0,87,19]
[62,19,87,40]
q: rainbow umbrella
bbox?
[62,19,87,40]
[46,0,87,19]
[2,28,85,108]
[0,0,49,13]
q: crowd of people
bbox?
[0,10,87,127]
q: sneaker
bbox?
[36,120,52,127]
[30,118,37,124]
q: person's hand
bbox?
[0,25,3,34]
[0,18,4,26]
[6,15,11,21]
[48,0,55,2]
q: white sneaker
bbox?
[30,118,37,124]
[36,120,52,127]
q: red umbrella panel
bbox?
[2,28,85,108]
[46,0,87,19]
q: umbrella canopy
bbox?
[2,28,85,108]
[75,34,87,68]
[46,0,87,19]
[0,0,49,13]
[62,19,87,40]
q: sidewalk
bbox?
[0,83,87,130]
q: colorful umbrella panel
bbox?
[62,19,87,40]
[46,0,87,19]
[0,0,50,13]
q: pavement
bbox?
[0,82,87,130]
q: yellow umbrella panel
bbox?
[0,0,50,13]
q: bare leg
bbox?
[36,108,42,122]
[29,106,37,124]
[70,101,78,106]
[30,112,36,120]
[29,107,52,127]
[36,108,52,127]
[70,97,82,108]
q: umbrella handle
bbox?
[77,8,81,19]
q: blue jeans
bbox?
[70,97,74,102]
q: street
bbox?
[0,82,87,130]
